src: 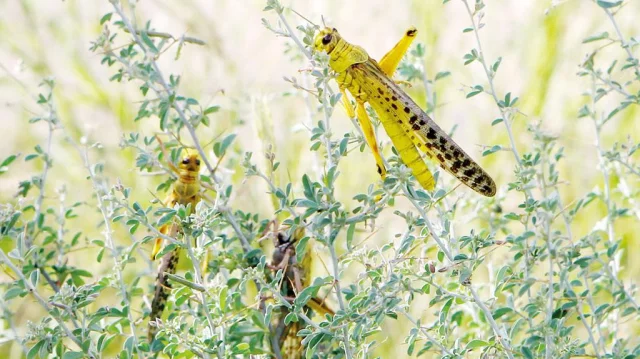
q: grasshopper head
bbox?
[178,149,201,175]
[172,148,201,198]
[274,226,305,246]
[313,27,340,55]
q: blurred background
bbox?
[1,0,639,357]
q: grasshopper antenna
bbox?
[321,15,327,28]
[290,8,318,29]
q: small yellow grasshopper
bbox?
[313,27,496,197]
[148,137,203,342]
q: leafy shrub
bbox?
[1,0,638,358]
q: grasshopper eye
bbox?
[322,33,332,45]
[181,158,190,165]
[195,159,201,166]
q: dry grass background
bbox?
[1,0,639,358]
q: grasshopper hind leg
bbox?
[379,27,418,76]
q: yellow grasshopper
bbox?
[313,27,496,197]
[148,138,202,342]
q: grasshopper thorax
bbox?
[314,27,368,73]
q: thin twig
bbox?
[123,28,206,45]
[603,8,640,77]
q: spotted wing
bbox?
[407,110,496,197]
[359,61,496,197]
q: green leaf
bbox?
[302,174,314,200]
[607,60,617,74]
[466,85,483,98]
[157,211,176,227]
[132,202,143,214]
[62,352,85,359]
[466,90,481,98]
[504,212,520,220]
[521,346,534,359]
[100,13,112,25]
[213,134,237,157]
[25,154,38,161]
[453,254,468,261]
[346,222,355,251]
[140,31,159,54]
[434,71,451,81]
[29,270,39,287]
[596,0,622,8]
[295,235,310,264]
[235,342,250,353]
[0,154,17,174]
[204,105,220,115]
[482,145,502,156]
[155,243,179,259]
[27,340,45,359]
[621,307,636,317]
[4,287,25,300]
[1,211,20,235]
[492,57,502,72]
[606,102,630,121]
[71,269,93,278]
[492,307,513,319]
[582,32,609,43]
[284,312,298,325]
[339,136,348,155]
[439,298,453,324]
[463,52,477,65]
[465,339,489,350]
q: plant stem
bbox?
[0,249,90,355]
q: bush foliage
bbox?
[1,0,639,358]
